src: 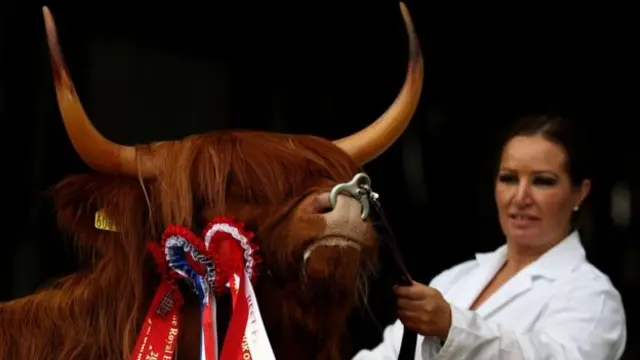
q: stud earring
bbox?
[573,205,580,212]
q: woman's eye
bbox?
[533,176,558,186]
[498,174,518,183]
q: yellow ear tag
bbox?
[95,209,119,232]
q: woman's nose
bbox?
[513,181,533,206]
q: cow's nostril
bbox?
[317,204,333,215]
[309,194,334,215]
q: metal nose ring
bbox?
[329,172,379,220]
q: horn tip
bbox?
[42,5,59,47]
[398,2,422,65]
[398,2,410,17]
[41,5,67,87]
[42,6,53,23]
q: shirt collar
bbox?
[475,230,586,280]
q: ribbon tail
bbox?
[243,272,276,360]
[201,291,219,360]
[130,280,182,360]
[220,273,249,360]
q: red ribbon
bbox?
[202,297,218,360]
[220,273,252,360]
[232,275,253,360]
[130,279,183,360]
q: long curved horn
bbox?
[333,2,424,165]
[42,6,155,178]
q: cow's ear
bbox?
[50,174,150,251]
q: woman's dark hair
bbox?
[501,114,592,187]
[498,114,594,232]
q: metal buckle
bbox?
[329,172,379,220]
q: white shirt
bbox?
[352,231,627,359]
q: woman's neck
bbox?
[505,228,572,273]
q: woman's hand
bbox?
[394,281,452,340]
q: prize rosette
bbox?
[203,217,275,360]
[130,217,275,360]
[202,216,261,295]
[162,224,220,360]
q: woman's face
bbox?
[495,135,590,249]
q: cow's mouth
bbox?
[303,235,362,263]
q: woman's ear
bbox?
[574,179,592,208]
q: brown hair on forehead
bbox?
[148,130,360,229]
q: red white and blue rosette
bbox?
[162,225,220,360]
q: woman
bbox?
[353,115,627,359]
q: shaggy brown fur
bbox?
[0,130,379,360]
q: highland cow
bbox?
[0,3,423,360]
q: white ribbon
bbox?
[240,272,275,360]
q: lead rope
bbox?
[331,173,417,359]
[368,199,416,359]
